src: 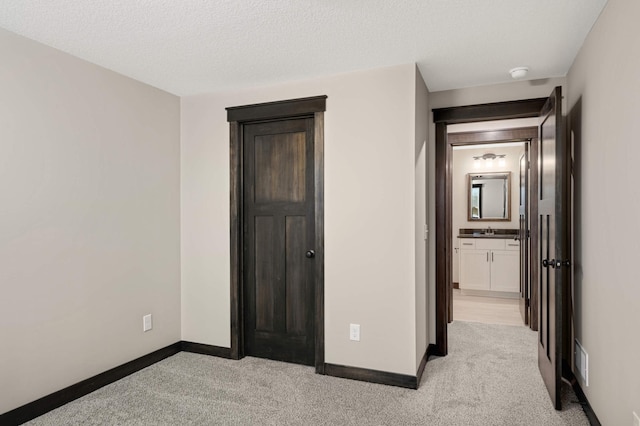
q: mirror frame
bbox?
[467,172,511,221]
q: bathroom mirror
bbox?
[468,172,511,221]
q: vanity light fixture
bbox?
[473,153,506,169]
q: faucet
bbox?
[486,226,494,235]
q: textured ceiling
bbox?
[0,0,608,96]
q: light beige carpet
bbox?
[27,321,589,425]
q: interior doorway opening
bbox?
[433,98,547,357]
[433,88,572,410]
[448,132,534,328]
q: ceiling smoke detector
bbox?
[509,67,529,79]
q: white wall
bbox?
[566,0,640,423]
[181,64,426,375]
[414,67,429,370]
[427,78,566,343]
[0,29,181,414]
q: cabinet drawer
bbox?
[459,239,476,249]
[476,239,505,250]
[505,240,520,251]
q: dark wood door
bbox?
[243,117,316,366]
[519,148,530,325]
[537,86,570,409]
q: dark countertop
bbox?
[458,228,519,239]
[457,233,517,239]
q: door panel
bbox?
[285,215,308,334]
[254,215,277,332]
[519,149,530,325]
[254,132,306,203]
[537,86,569,410]
[243,118,315,366]
[539,214,550,358]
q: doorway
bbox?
[448,132,536,328]
[433,90,572,409]
[433,99,546,356]
[227,96,326,373]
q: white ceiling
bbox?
[0,0,607,96]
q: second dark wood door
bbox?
[537,86,569,409]
[519,148,530,326]
[243,117,315,366]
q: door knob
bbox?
[305,250,315,259]
[543,259,571,269]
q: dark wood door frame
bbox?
[227,96,327,373]
[433,98,546,356]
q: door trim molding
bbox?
[433,98,544,356]
[433,98,546,124]
[227,96,328,122]
[227,96,327,373]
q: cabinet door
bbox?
[459,249,490,290]
[490,250,519,292]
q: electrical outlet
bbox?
[143,314,153,332]
[575,340,588,386]
[349,324,360,341]
[633,411,640,426]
